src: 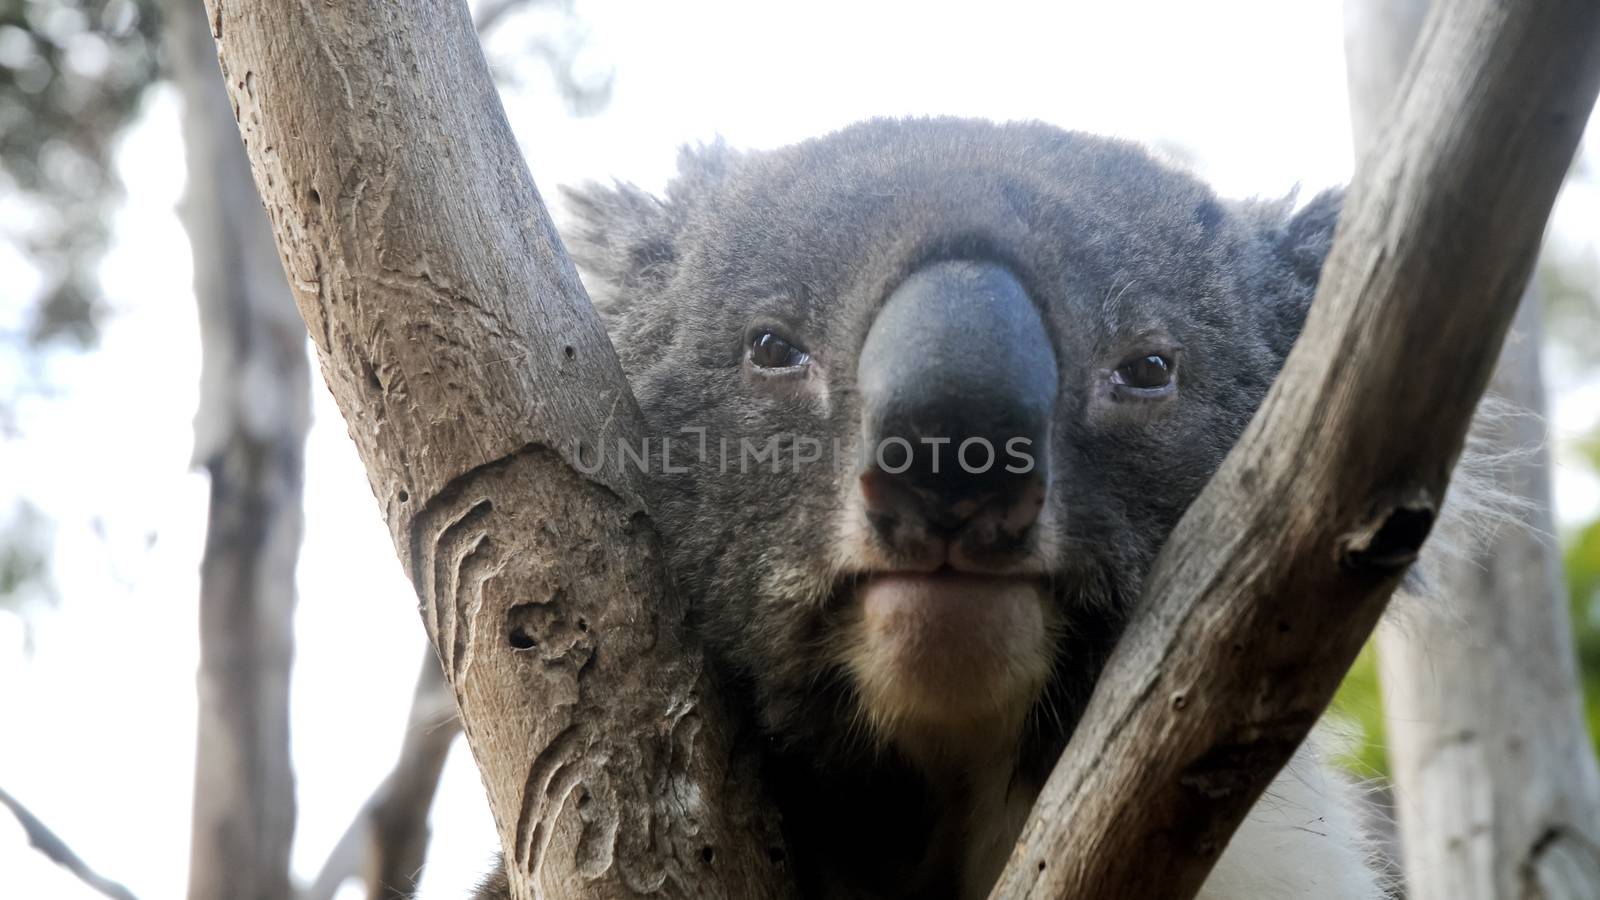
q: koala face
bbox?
[562,118,1339,773]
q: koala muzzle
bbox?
[856,260,1056,549]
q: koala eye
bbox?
[749,331,810,370]
[1112,353,1175,392]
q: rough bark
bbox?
[988,2,1600,898]
[1347,2,1600,897]
[305,652,461,900]
[199,3,789,899]
[171,1,310,898]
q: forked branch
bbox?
[989,2,1600,897]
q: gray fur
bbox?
[483,117,1359,899]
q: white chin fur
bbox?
[841,573,1053,759]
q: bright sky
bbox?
[3,1,1599,898]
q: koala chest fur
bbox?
[478,118,1385,900]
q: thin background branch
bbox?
[305,651,461,900]
[0,785,141,900]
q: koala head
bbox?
[561,117,1340,771]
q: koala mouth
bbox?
[841,569,1053,753]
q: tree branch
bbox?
[200,2,791,898]
[473,0,541,36]
[305,651,461,900]
[1347,1,1600,896]
[0,786,141,900]
[989,2,1600,897]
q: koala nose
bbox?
[856,260,1056,543]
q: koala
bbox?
[481,117,1389,900]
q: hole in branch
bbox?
[1341,498,1436,573]
[701,845,715,864]
[504,597,587,658]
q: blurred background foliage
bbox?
[0,0,162,355]
[1562,434,1600,747]
[1334,642,1391,777]
[0,0,161,630]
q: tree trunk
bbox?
[196,3,789,899]
[171,0,310,897]
[989,2,1600,897]
[1379,300,1600,898]
[1344,3,1600,896]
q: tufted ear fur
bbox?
[1278,187,1345,287]
[1240,186,1346,358]
[558,139,739,320]
[559,179,677,315]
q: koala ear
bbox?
[559,179,678,314]
[1278,187,1345,286]
[559,138,737,318]
[1249,186,1345,356]
[665,137,738,206]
